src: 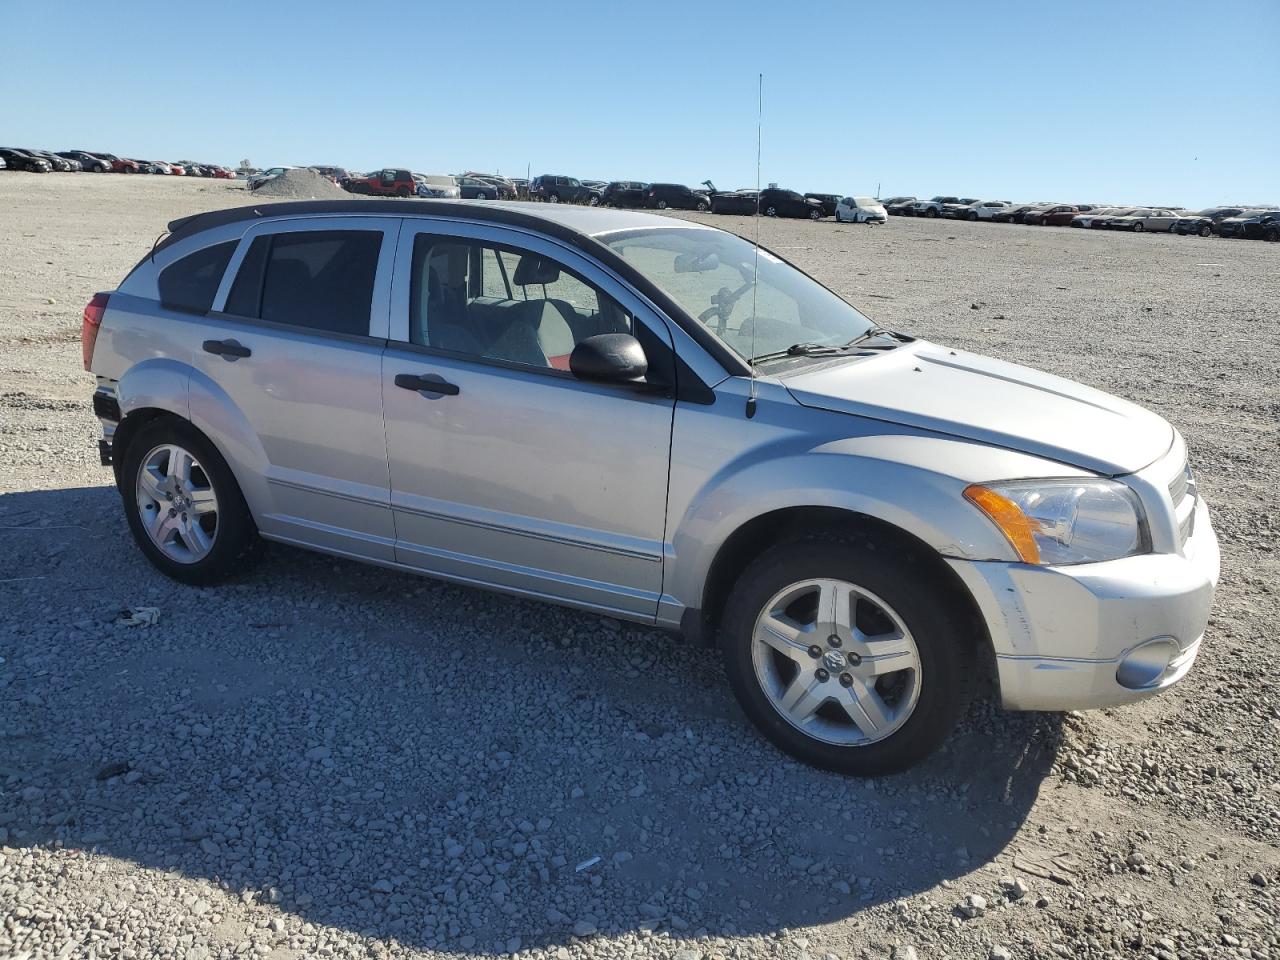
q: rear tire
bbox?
[765,206,778,217]
[925,208,938,218]
[548,193,560,203]
[721,537,974,775]
[967,211,978,221]
[657,199,668,210]
[119,418,263,587]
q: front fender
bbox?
[663,382,1089,616]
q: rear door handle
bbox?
[202,339,252,359]
[394,373,460,396]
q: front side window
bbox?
[225,230,381,336]
[602,227,874,364]
[407,235,632,371]
[159,241,236,314]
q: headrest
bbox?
[512,254,561,286]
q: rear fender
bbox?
[186,367,272,521]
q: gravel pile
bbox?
[250,167,348,200]
[1,174,1278,958]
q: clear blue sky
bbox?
[3,0,1276,207]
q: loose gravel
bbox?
[1,174,1278,959]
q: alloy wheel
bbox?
[135,444,219,564]
[750,578,921,746]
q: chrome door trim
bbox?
[211,215,402,339]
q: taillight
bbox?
[81,292,109,371]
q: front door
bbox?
[196,216,400,560]
[381,220,677,617]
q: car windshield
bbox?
[424,176,455,187]
[853,197,878,206]
[601,227,875,364]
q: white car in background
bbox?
[835,196,887,224]
[1109,209,1182,233]
[415,174,461,199]
[958,200,1012,221]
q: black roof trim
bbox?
[158,199,751,378]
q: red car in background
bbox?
[1035,204,1083,226]
[344,168,415,197]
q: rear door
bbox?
[193,216,400,559]
[381,219,677,617]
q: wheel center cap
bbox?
[823,649,848,672]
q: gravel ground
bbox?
[1,173,1278,960]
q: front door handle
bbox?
[202,339,252,359]
[394,373,460,396]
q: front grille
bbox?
[1168,460,1196,547]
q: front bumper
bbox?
[948,495,1220,712]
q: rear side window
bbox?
[224,230,381,336]
[158,241,236,314]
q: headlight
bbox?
[964,479,1148,565]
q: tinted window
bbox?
[407,235,633,371]
[224,231,381,335]
[158,241,236,314]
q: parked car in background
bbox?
[453,176,501,200]
[32,150,75,172]
[710,189,760,215]
[1033,204,1085,226]
[247,166,295,190]
[1170,207,1247,237]
[956,200,1012,221]
[531,175,598,205]
[415,174,461,199]
[805,193,842,218]
[343,168,416,197]
[940,198,981,218]
[58,151,111,172]
[988,203,1042,223]
[911,196,964,218]
[1107,209,1179,232]
[760,188,824,219]
[600,181,648,208]
[882,197,917,216]
[0,148,53,172]
[645,183,709,211]
[1217,209,1280,240]
[465,174,518,200]
[0,156,5,171]
[82,198,1219,775]
[835,196,888,223]
[1071,207,1134,228]
[95,154,141,174]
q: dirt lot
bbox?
[1,173,1278,960]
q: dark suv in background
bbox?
[759,188,824,219]
[530,175,599,204]
[0,148,53,173]
[645,182,709,211]
[1215,209,1280,240]
[600,181,648,208]
[804,193,842,218]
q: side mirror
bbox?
[570,333,648,384]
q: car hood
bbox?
[782,342,1173,476]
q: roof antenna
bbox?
[745,72,763,419]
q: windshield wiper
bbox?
[845,325,910,347]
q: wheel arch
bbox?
[692,506,994,679]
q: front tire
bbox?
[120,418,263,586]
[1198,224,1212,237]
[967,211,978,221]
[548,193,560,203]
[657,199,668,210]
[720,537,973,775]
[809,209,822,221]
[1133,222,1144,232]
[696,199,708,212]
[765,206,778,217]
[925,208,938,218]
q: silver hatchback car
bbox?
[82,200,1219,774]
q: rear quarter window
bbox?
[158,241,236,314]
